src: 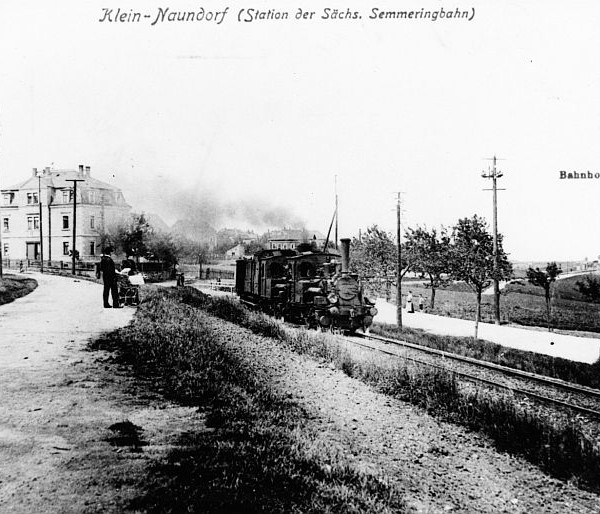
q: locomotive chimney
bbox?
[340,238,350,274]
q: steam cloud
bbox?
[127,177,306,230]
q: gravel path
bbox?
[201,313,600,513]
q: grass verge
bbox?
[370,322,600,389]
[0,274,37,305]
[91,288,407,513]
[175,288,600,493]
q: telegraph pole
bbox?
[396,192,403,328]
[36,169,44,273]
[66,178,84,275]
[482,156,504,324]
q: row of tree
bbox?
[350,215,513,338]
[100,213,204,267]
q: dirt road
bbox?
[0,273,156,512]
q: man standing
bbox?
[96,246,120,308]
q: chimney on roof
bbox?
[78,164,84,175]
[32,167,38,177]
[85,166,91,177]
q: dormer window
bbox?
[27,192,38,204]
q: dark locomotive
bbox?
[235,238,377,333]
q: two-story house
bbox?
[1,165,130,261]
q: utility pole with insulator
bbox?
[482,156,505,325]
[66,178,84,275]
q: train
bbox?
[235,238,378,333]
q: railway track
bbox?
[349,331,600,420]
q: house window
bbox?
[27,215,40,230]
[90,216,95,229]
[63,242,69,256]
[89,241,95,256]
[3,243,8,256]
[89,191,95,203]
[2,193,14,205]
[62,215,69,229]
[2,218,8,232]
[62,190,73,203]
[27,192,38,204]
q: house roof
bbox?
[3,169,124,192]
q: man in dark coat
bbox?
[96,246,120,308]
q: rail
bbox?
[349,332,600,419]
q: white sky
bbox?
[1,1,599,261]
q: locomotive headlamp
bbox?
[327,293,338,304]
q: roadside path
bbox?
[0,272,139,512]
[375,298,600,364]
[0,272,132,367]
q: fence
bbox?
[1,258,174,281]
[2,258,96,276]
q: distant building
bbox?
[225,243,246,260]
[266,228,326,251]
[1,165,130,261]
[216,228,259,249]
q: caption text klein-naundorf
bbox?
[98,6,476,26]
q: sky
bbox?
[1,1,599,261]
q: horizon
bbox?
[1,1,599,263]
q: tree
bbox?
[146,230,179,267]
[116,213,153,262]
[404,226,451,309]
[575,275,600,303]
[350,225,412,300]
[450,215,512,339]
[526,263,562,329]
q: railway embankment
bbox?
[2,278,600,512]
[91,286,600,511]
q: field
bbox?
[377,274,600,333]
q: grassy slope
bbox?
[98,287,600,495]
[92,290,407,514]
[0,275,38,305]
[174,288,600,493]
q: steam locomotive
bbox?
[235,238,378,333]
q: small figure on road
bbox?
[418,294,425,312]
[96,246,120,309]
[406,291,414,313]
[174,262,184,286]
